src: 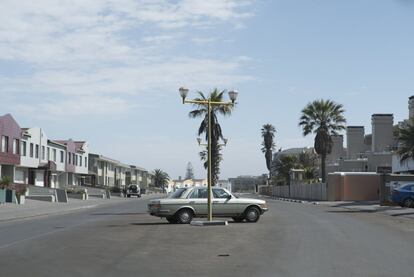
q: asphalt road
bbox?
[0,195,413,277]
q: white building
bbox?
[16,127,67,188]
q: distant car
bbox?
[147,186,268,224]
[391,184,414,207]
[126,185,141,198]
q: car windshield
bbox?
[167,188,187,199]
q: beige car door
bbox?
[188,188,208,216]
[212,188,238,216]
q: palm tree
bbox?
[299,99,346,183]
[153,169,170,193]
[189,89,234,185]
[261,124,276,178]
[297,151,318,182]
[397,121,414,163]
[272,155,298,196]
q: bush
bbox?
[66,187,86,194]
[0,176,12,189]
[110,186,122,193]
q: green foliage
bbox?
[272,155,298,185]
[261,124,276,175]
[185,162,195,180]
[153,169,170,192]
[299,99,346,182]
[397,120,414,163]
[66,187,87,194]
[110,186,122,193]
[0,176,12,189]
[189,89,234,185]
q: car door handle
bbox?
[189,201,195,204]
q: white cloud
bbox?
[0,0,255,119]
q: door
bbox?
[187,188,208,216]
[212,188,238,216]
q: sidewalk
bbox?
[315,201,414,220]
[0,194,159,222]
[259,194,414,220]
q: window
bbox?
[68,152,71,164]
[85,157,87,167]
[73,153,76,165]
[30,143,34,157]
[213,188,231,199]
[53,149,56,162]
[35,144,39,158]
[167,188,187,199]
[60,151,64,163]
[21,141,27,156]
[42,146,45,160]
[13,139,19,155]
[1,136,9,152]
[189,188,207,199]
[47,147,50,160]
[80,156,83,167]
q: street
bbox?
[0,195,413,277]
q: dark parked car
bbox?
[126,185,141,198]
[391,184,414,207]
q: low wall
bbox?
[259,183,327,201]
[327,173,380,201]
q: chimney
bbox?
[409,96,414,119]
[347,126,365,159]
[327,135,344,163]
[371,114,394,153]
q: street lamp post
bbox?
[179,87,238,222]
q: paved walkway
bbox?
[0,194,161,222]
[315,201,414,220]
[260,195,414,220]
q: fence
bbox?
[259,182,327,201]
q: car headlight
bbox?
[259,203,268,209]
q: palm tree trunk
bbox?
[321,153,326,183]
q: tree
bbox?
[299,99,346,183]
[397,120,414,163]
[153,169,170,193]
[261,124,276,177]
[184,162,195,180]
[189,89,234,186]
[297,151,318,182]
[272,155,298,186]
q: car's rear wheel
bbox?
[403,198,414,208]
[166,216,178,224]
[175,209,193,224]
[232,217,244,223]
[244,206,261,223]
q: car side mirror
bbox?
[226,195,232,200]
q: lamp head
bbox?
[223,138,228,146]
[228,90,238,103]
[179,87,189,103]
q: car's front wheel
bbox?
[403,198,414,208]
[244,206,261,223]
[166,216,178,224]
[232,217,244,223]
[175,209,193,224]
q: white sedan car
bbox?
[148,187,268,224]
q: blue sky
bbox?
[0,0,413,179]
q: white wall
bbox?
[75,142,89,174]
[20,127,44,168]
